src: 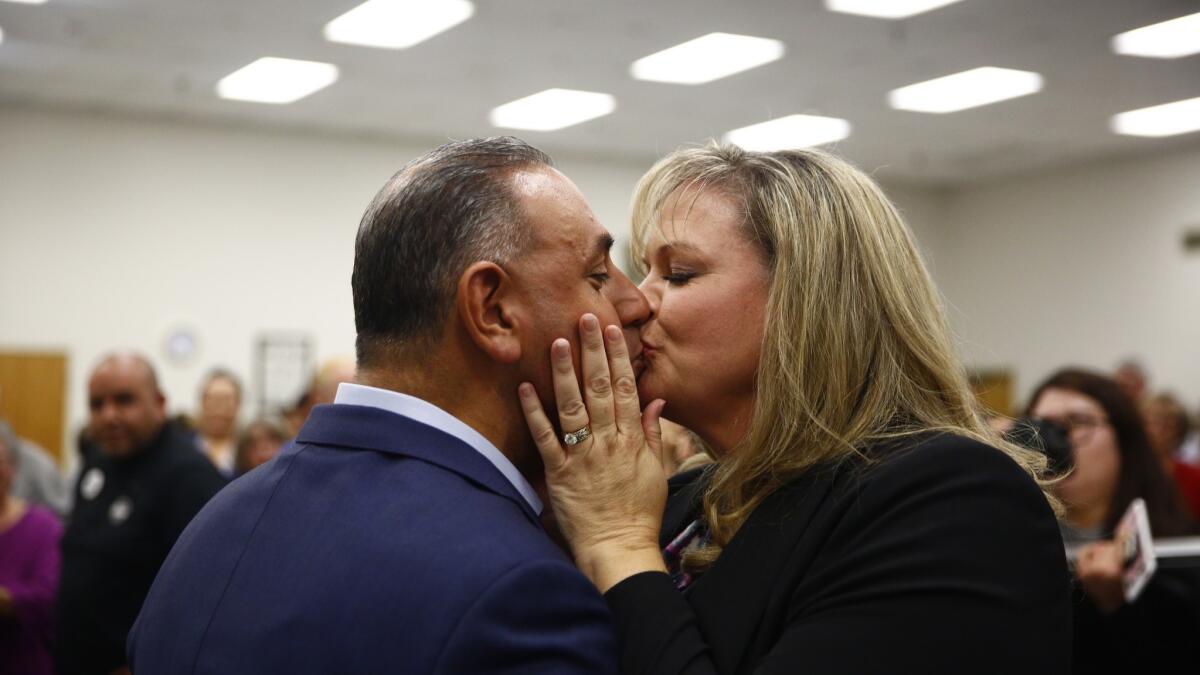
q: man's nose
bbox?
[636,274,661,317]
[95,401,118,425]
[609,268,651,327]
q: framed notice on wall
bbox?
[254,333,314,418]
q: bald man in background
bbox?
[56,353,225,675]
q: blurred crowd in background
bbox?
[1,350,1199,674]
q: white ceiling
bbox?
[1,0,1199,185]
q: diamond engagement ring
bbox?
[562,426,592,446]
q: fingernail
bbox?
[519,383,533,397]
[605,325,622,342]
[582,314,599,330]
[553,339,570,357]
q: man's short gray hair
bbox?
[351,137,554,367]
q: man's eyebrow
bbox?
[591,233,615,260]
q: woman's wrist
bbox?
[575,540,668,594]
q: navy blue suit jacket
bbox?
[128,404,617,674]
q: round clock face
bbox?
[165,328,199,364]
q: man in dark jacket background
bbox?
[57,352,225,675]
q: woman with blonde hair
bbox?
[519,143,1071,674]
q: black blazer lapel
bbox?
[683,465,841,673]
[661,468,710,547]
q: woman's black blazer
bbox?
[605,432,1073,674]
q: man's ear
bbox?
[456,261,522,364]
[152,389,168,424]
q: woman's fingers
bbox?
[578,314,616,435]
[603,324,642,432]
[550,338,591,441]
[519,382,565,470]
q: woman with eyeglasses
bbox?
[1028,368,1199,675]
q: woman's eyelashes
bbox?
[662,269,697,286]
[644,250,701,286]
[588,270,611,288]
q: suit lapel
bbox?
[297,404,542,527]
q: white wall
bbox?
[0,106,656,458]
[882,182,949,280]
[937,146,1200,409]
[14,102,1145,466]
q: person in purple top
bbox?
[0,422,63,675]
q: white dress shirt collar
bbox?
[333,382,542,515]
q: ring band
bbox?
[563,426,592,446]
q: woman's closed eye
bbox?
[662,270,697,286]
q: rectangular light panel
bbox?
[631,32,785,85]
[888,67,1043,113]
[217,57,339,104]
[825,0,963,19]
[723,114,851,151]
[1111,96,1200,137]
[489,89,616,132]
[0,0,50,5]
[324,0,474,49]
[1112,11,1200,59]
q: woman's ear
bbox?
[456,261,522,364]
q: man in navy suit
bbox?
[127,137,651,673]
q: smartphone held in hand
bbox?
[1115,498,1157,603]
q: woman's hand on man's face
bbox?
[519,313,670,592]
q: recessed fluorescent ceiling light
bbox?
[216,57,339,104]
[825,0,963,19]
[1112,11,1200,59]
[1111,96,1200,138]
[1,0,49,5]
[489,89,616,131]
[324,0,474,49]
[723,114,851,151]
[631,32,785,85]
[888,67,1042,113]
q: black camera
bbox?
[1003,418,1072,476]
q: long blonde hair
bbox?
[630,143,1057,571]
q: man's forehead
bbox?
[511,166,609,257]
[89,375,141,395]
[545,222,612,261]
[509,164,567,195]
[90,361,154,392]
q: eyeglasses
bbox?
[1035,413,1109,443]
